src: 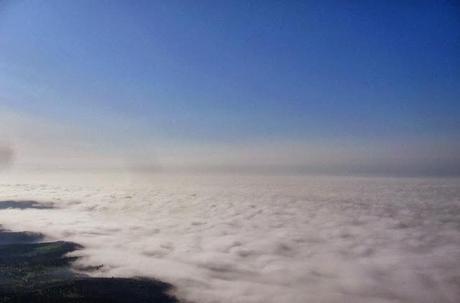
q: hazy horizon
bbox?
[1,0,459,177]
[1,2,460,303]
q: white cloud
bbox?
[0,173,459,303]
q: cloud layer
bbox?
[0,173,459,303]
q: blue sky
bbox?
[0,1,459,175]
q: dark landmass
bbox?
[0,200,54,210]
[0,200,179,303]
[0,231,44,245]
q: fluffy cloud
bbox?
[0,173,459,302]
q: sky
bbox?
[0,0,459,176]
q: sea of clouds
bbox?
[0,172,459,303]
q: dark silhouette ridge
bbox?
[0,200,54,210]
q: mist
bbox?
[2,108,460,178]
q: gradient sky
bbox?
[0,0,459,175]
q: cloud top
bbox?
[0,174,459,303]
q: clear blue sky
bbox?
[0,0,459,175]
